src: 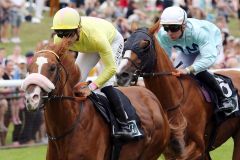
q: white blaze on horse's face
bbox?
[117,50,132,73]
[36,56,48,73]
[24,56,49,111]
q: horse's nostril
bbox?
[33,94,39,101]
[121,72,130,78]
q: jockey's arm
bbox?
[191,31,218,74]
[92,38,117,88]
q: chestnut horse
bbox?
[116,22,240,160]
[22,39,170,160]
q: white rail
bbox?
[0,80,24,87]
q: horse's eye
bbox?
[49,64,57,72]
[139,40,150,49]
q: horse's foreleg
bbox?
[233,129,240,160]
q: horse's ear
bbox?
[55,38,73,56]
[139,40,150,49]
[149,20,160,35]
[131,21,139,32]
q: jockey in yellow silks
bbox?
[51,7,141,139]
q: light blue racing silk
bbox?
[157,18,222,73]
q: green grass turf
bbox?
[0,12,53,55]
[0,145,47,160]
[0,138,234,160]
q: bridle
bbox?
[122,29,185,112]
[33,49,84,141]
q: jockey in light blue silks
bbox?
[157,6,234,112]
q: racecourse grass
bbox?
[0,12,53,55]
[0,145,47,160]
[0,138,234,160]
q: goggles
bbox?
[163,25,182,32]
[55,29,76,38]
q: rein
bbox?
[133,70,185,112]
[123,28,185,112]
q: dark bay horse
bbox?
[116,22,240,160]
[22,39,170,160]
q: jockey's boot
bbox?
[195,70,235,112]
[101,85,143,140]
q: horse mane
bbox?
[148,21,176,72]
[148,22,194,158]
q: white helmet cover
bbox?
[160,6,187,25]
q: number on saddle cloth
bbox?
[214,74,239,114]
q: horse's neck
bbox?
[144,37,183,108]
[45,99,79,133]
[44,63,80,134]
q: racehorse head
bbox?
[22,39,80,111]
[117,22,161,86]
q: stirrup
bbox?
[113,120,143,140]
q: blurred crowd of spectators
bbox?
[0,45,46,147]
[0,0,239,148]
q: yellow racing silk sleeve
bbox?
[54,17,117,87]
[93,35,117,87]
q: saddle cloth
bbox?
[199,74,240,124]
[88,87,144,141]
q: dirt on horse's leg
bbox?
[233,129,240,160]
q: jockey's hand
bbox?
[176,68,189,75]
[74,82,91,97]
[74,82,98,97]
[78,86,92,97]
